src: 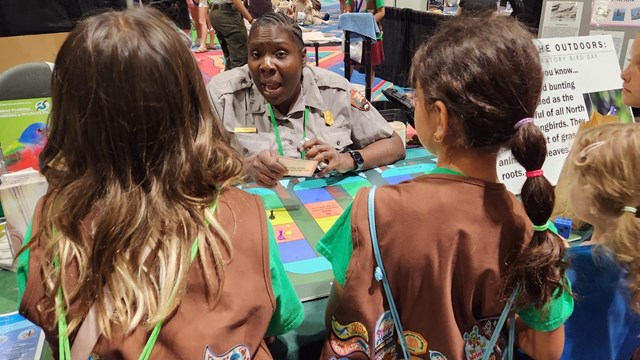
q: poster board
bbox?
[497,35,633,194]
[539,0,640,68]
[0,97,50,172]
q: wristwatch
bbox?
[347,150,365,172]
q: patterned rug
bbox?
[193,0,400,101]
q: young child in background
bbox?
[318,16,573,359]
[16,8,302,359]
[561,123,640,360]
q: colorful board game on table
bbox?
[241,147,437,300]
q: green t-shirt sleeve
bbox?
[265,221,304,337]
[16,221,33,308]
[316,203,354,288]
[517,278,574,332]
[345,0,383,9]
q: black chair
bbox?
[0,62,53,101]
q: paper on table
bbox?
[0,222,16,270]
[0,312,46,359]
[302,31,326,42]
[277,157,318,177]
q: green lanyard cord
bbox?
[266,104,308,159]
[56,194,220,359]
[55,255,71,360]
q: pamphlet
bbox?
[0,312,45,360]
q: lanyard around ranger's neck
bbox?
[266,104,308,159]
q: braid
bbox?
[505,122,570,309]
[251,12,304,50]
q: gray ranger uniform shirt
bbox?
[206,65,394,158]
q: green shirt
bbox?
[16,220,303,337]
[346,0,384,9]
[316,168,574,332]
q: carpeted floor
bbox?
[193,0,400,101]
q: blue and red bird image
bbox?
[3,122,47,171]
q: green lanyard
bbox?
[266,104,309,159]
[428,167,465,177]
[55,199,220,360]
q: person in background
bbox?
[17,8,302,358]
[209,0,255,70]
[457,0,498,16]
[345,0,385,87]
[558,38,640,358]
[193,0,217,52]
[560,123,640,360]
[207,12,405,188]
[318,16,573,359]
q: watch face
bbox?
[350,150,364,171]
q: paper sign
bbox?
[591,0,640,27]
[541,1,583,38]
[277,157,319,177]
[498,35,633,194]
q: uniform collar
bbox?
[250,66,326,116]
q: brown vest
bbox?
[321,175,533,360]
[20,187,276,359]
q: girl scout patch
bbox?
[374,311,395,352]
[332,317,369,341]
[204,344,251,360]
[403,331,428,355]
[429,350,448,360]
[350,90,370,111]
[330,335,370,356]
[374,344,397,360]
[463,326,490,360]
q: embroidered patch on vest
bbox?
[429,350,448,360]
[374,343,396,360]
[463,326,491,360]
[403,331,428,355]
[374,311,395,353]
[203,344,251,360]
[330,335,370,356]
[332,317,370,342]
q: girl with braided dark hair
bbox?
[319,16,573,359]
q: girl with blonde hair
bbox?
[562,122,640,359]
[17,8,302,359]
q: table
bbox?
[241,147,437,301]
[0,146,591,358]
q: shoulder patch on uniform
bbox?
[350,90,370,111]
